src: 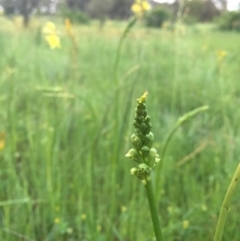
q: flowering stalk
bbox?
[125,91,163,241]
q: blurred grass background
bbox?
[0,15,240,241]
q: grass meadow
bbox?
[0,15,240,241]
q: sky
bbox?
[152,0,240,11]
[227,0,240,10]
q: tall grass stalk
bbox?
[107,16,138,240]
[214,163,240,241]
[155,105,209,198]
[171,0,185,111]
[113,16,137,82]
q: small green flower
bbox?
[125,91,160,180]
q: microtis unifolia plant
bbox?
[125,91,163,241]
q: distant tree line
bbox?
[0,0,231,26]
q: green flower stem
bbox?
[126,92,162,240]
[213,163,240,241]
[145,175,163,241]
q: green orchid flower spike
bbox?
[125,91,163,241]
[125,91,160,181]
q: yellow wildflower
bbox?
[201,204,207,211]
[81,214,87,220]
[45,34,61,49]
[97,225,102,232]
[182,220,190,230]
[0,132,5,151]
[121,206,127,212]
[216,50,227,62]
[131,0,151,17]
[54,217,60,224]
[42,21,56,35]
[42,21,61,49]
